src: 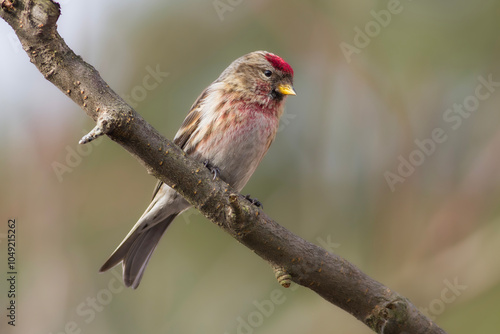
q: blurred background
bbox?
[1,0,500,333]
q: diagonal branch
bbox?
[1,1,447,333]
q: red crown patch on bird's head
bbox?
[265,53,294,76]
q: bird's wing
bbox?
[151,87,209,200]
[173,88,208,149]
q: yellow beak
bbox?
[277,83,296,96]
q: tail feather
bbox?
[99,214,177,289]
[123,218,174,288]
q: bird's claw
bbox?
[203,160,221,180]
[245,194,263,208]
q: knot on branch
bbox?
[366,296,410,333]
[79,111,116,144]
[227,193,260,238]
[228,193,245,229]
[28,0,60,35]
[272,266,292,288]
[1,0,15,11]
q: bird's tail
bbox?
[99,214,177,289]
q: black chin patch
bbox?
[270,89,284,101]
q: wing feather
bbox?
[173,88,209,149]
[151,87,210,200]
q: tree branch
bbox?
[1,1,447,333]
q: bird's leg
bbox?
[203,160,221,180]
[245,194,263,208]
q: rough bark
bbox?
[1,1,447,333]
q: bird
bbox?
[99,51,295,288]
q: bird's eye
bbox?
[264,70,272,77]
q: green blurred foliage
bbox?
[1,0,500,333]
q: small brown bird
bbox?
[100,51,295,288]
